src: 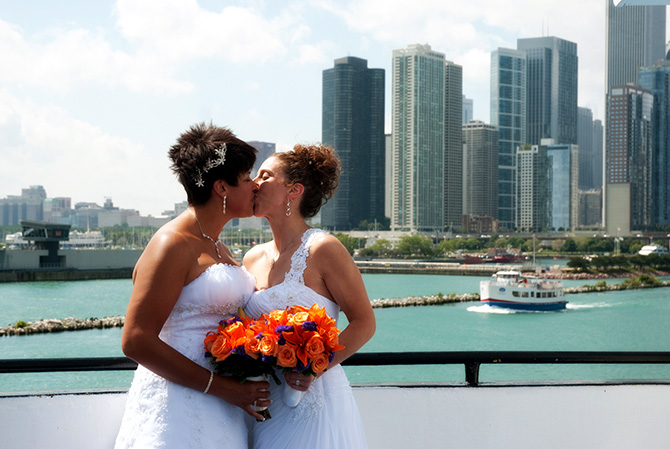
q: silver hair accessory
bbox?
[195,143,228,188]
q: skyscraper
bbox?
[391,44,462,232]
[321,56,385,230]
[545,141,579,231]
[491,48,526,231]
[462,121,499,220]
[516,144,550,232]
[462,95,473,124]
[639,55,670,227]
[606,85,654,234]
[517,36,579,146]
[604,0,666,233]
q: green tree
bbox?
[567,257,590,272]
[398,235,433,257]
[335,234,359,256]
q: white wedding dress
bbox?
[244,228,368,449]
[115,264,256,449]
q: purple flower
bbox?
[275,325,293,334]
[302,321,317,332]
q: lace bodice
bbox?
[244,228,339,323]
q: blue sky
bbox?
[0,0,666,217]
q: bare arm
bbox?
[122,230,269,418]
[309,234,376,367]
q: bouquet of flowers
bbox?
[252,304,345,407]
[203,309,281,420]
[204,304,344,413]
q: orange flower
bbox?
[324,330,345,352]
[310,353,329,374]
[210,334,233,362]
[244,332,261,359]
[260,334,279,357]
[224,321,248,348]
[289,311,310,327]
[305,334,325,358]
[277,345,297,368]
[203,331,218,353]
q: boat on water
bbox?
[480,270,567,311]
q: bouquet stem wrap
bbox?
[283,384,305,408]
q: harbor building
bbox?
[490,48,526,231]
[321,56,385,230]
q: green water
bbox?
[1,274,669,391]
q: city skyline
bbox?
[1,1,668,216]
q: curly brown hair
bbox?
[168,123,256,206]
[275,143,341,218]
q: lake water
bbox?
[1,273,669,392]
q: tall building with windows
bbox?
[463,96,473,124]
[462,121,499,220]
[444,61,464,230]
[606,85,654,234]
[491,48,526,231]
[604,0,666,233]
[516,144,550,232]
[639,56,670,227]
[391,44,461,232]
[517,36,579,146]
[544,141,579,231]
[321,56,385,230]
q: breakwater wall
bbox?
[2,279,668,336]
[355,260,525,276]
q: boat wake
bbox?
[467,304,567,314]
[566,302,610,310]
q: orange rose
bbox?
[244,334,261,359]
[203,331,218,353]
[310,353,329,374]
[289,311,310,327]
[210,334,233,362]
[305,334,325,358]
[260,334,279,357]
[277,345,297,368]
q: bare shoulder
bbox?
[309,232,352,264]
[134,222,192,276]
[243,241,271,266]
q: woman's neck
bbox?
[268,216,310,253]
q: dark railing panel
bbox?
[2,351,670,387]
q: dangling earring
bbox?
[222,196,227,215]
[285,198,291,217]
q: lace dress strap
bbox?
[284,228,324,285]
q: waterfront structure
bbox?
[385,134,392,219]
[462,121,499,222]
[516,144,550,232]
[604,0,666,234]
[517,36,579,146]
[490,48,526,231]
[606,85,654,234]
[391,44,462,232]
[544,140,579,231]
[322,56,385,230]
[639,56,670,227]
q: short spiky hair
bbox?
[168,123,257,206]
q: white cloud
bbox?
[0,89,176,214]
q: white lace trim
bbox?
[284,228,323,286]
[289,384,325,423]
[171,303,240,318]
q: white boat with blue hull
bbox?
[480,270,567,311]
